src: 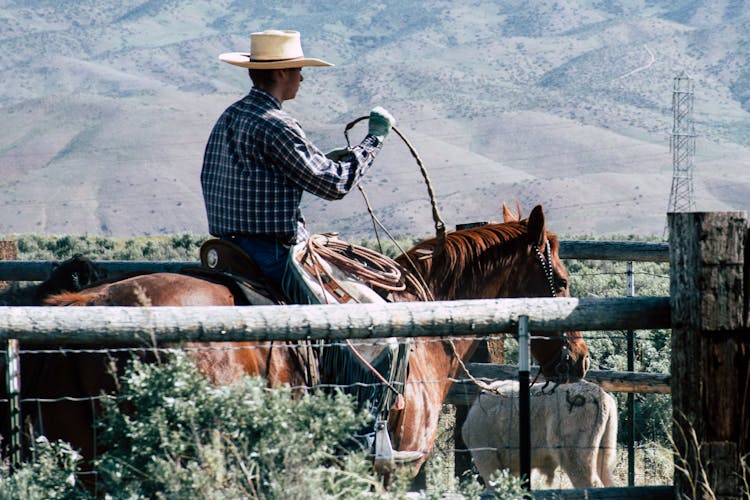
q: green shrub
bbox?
[354,234,423,259]
[93,352,379,498]
[0,351,532,498]
[9,233,207,261]
[0,437,90,500]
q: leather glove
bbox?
[368,106,396,141]
[325,147,351,162]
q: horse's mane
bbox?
[398,220,535,298]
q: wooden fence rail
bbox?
[0,260,193,282]
[446,363,670,405]
[0,297,670,344]
[0,240,670,282]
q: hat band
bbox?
[248,56,304,63]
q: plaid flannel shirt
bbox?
[201,87,383,243]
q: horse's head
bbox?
[396,204,590,381]
[33,254,108,304]
[504,204,590,382]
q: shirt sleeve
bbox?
[264,118,383,201]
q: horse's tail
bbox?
[43,291,101,306]
[597,392,618,487]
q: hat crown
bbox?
[219,29,333,69]
[249,29,304,61]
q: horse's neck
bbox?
[411,335,480,393]
[392,240,520,380]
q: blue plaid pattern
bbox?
[201,87,382,243]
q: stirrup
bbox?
[373,420,395,474]
[373,420,424,474]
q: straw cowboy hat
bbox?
[219,29,333,69]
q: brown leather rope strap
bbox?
[298,250,357,303]
[297,234,407,401]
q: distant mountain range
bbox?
[1,0,749,239]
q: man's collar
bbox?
[250,87,282,109]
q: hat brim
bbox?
[219,53,334,69]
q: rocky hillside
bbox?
[1,0,748,239]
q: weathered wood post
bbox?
[0,241,17,290]
[669,211,750,499]
[0,241,21,468]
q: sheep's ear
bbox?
[527,205,546,247]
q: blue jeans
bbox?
[223,235,290,291]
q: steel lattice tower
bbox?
[667,72,696,214]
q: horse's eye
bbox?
[555,278,568,290]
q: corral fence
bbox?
[0,211,748,498]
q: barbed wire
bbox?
[8,329,670,356]
[1,336,671,488]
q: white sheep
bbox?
[461,380,617,489]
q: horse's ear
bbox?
[527,205,546,247]
[502,202,516,222]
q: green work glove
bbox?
[325,147,351,162]
[368,106,396,142]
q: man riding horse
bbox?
[201,28,396,299]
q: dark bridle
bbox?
[532,239,583,387]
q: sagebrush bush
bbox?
[10,233,207,261]
[93,352,380,498]
[0,437,89,500]
[0,352,503,499]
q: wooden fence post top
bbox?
[0,241,18,260]
[669,210,750,498]
[668,211,748,332]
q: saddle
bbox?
[195,239,286,305]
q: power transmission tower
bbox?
[667,72,696,215]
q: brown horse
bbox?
[383,203,589,473]
[42,204,589,476]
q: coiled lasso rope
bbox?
[303,233,405,292]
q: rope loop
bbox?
[344,116,446,249]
